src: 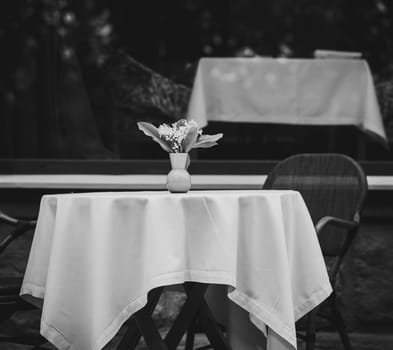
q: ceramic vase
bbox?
[167,153,191,193]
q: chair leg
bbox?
[305,308,318,350]
[329,295,352,350]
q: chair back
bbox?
[263,153,368,257]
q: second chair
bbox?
[263,153,368,350]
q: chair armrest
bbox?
[0,210,36,227]
[0,210,37,255]
[315,216,358,235]
[0,210,19,225]
[315,214,360,285]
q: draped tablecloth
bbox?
[187,58,387,145]
[20,190,332,350]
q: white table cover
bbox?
[21,190,332,350]
[187,58,386,145]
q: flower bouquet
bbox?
[137,119,223,193]
[137,119,223,153]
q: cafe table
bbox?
[187,57,387,145]
[20,190,332,350]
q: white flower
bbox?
[157,120,199,152]
[137,119,223,153]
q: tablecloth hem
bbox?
[41,319,73,350]
[19,285,76,350]
[20,283,45,298]
[95,270,233,350]
[294,283,333,321]
[356,125,389,148]
[228,288,297,350]
[203,114,380,127]
[95,294,147,350]
[21,273,235,350]
[149,270,235,286]
[95,271,236,350]
[199,115,387,146]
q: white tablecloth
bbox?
[21,190,332,350]
[187,58,386,145]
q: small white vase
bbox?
[167,153,191,193]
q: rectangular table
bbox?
[20,190,332,350]
[187,57,387,146]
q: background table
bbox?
[187,58,387,146]
[21,190,331,350]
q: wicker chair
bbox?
[263,153,368,350]
[0,210,46,347]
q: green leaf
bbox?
[183,126,199,152]
[137,122,172,152]
[192,141,218,149]
[186,153,191,169]
[194,133,223,147]
[151,138,173,153]
[137,122,160,139]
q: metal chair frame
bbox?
[0,210,46,347]
[263,153,368,350]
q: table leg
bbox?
[117,283,230,350]
[164,282,209,349]
[166,283,231,350]
[117,287,164,350]
[135,309,168,350]
[116,320,142,350]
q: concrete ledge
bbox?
[0,174,391,190]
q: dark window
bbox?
[0,0,393,171]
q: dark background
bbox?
[1,0,393,160]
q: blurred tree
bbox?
[0,0,114,158]
[1,0,393,158]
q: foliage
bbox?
[137,119,223,153]
[1,0,393,157]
